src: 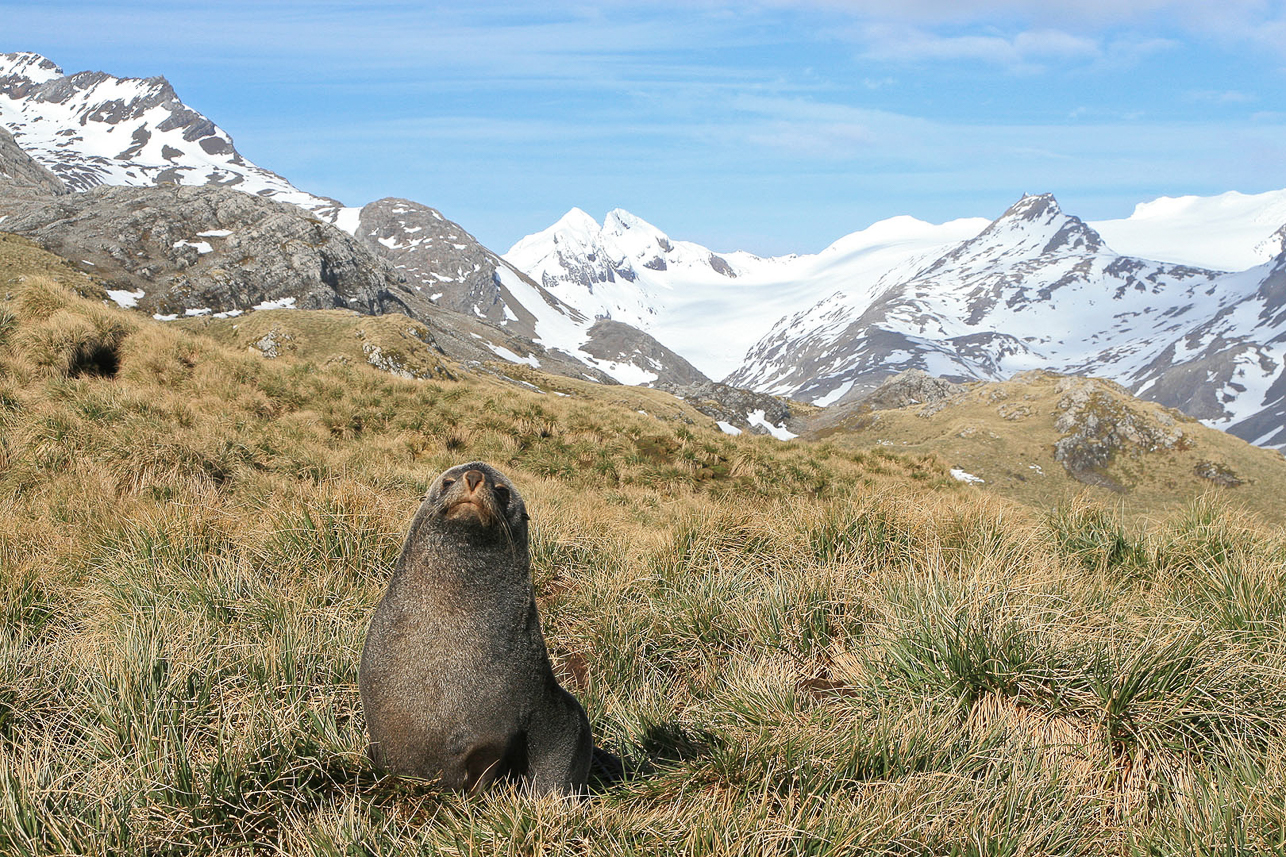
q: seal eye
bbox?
[494,485,511,506]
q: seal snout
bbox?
[442,468,498,525]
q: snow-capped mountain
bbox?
[0,51,343,218]
[1132,252,1286,447]
[348,198,709,386]
[0,51,710,389]
[727,194,1286,449]
[6,50,1286,445]
[504,207,988,380]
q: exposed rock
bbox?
[1194,460,1243,487]
[1052,376,1189,491]
[659,378,805,438]
[250,327,291,359]
[354,197,589,343]
[0,184,408,317]
[863,369,965,412]
[0,125,66,195]
[581,318,709,388]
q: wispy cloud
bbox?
[856,24,1100,72]
[1187,89,1257,104]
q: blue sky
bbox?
[6,0,1286,254]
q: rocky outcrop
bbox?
[1052,376,1189,491]
[860,369,966,413]
[0,125,66,195]
[660,378,805,438]
[354,197,548,332]
[803,368,967,435]
[0,184,409,317]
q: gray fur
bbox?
[359,462,592,795]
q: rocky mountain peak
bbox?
[974,192,1105,256]
[1004,192,1062,222]
[1,53,340,216]
[0,52,64,87]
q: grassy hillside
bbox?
[1,235,1284,855]
[809,369,1286,526]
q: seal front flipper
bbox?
[524,687,592,796]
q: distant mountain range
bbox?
[4,50,1286,449]
[0,52,716,401]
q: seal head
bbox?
[427,462,527,535]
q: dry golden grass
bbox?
[812,370,1286,526]
[1,266,1284,855]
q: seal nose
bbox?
[464,470,484,492]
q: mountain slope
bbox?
[504,207,988,380]
[727,194,1286,449]
[0,53,701,389]
[0,51,341,218]
[809,369,1286,522]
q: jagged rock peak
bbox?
[977,192,1104,255]
[1004,192,1063,222]
[0,52,64,84]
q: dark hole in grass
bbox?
[68,340,120,378]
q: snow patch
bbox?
[814,381,854,407]
[252,296,297,311]
[483,342,541,368]
[106,288,145,309]
[173,239,213,255]
[746,409,797,440]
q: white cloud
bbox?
[857,24,1100,70]
[1188,89,1257,104]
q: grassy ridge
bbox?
[811,370,1286,526]
[1,253,1285,854]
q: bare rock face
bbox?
[354,197,578,342]
[0,184,411,318]
[582,318,709,388]
[356,198,501,309]
[0,125,67,195]
[803,368,967,436]
[660,378,804,438]
[861,369,966,413]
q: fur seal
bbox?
[359,461,594,794]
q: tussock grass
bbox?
[1,277,1284,854]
